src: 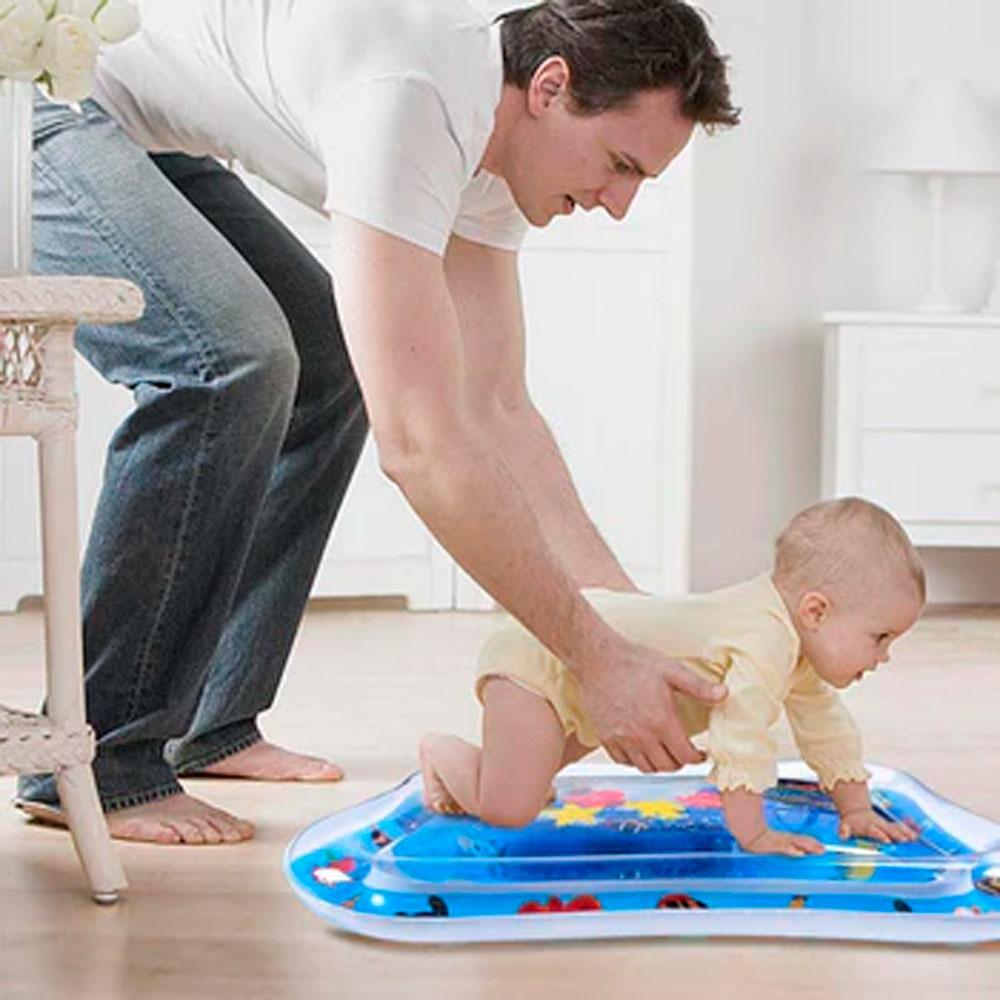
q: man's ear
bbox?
[527,55,571,116]
[798,591,830,630]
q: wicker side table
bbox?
[0,276,143,903]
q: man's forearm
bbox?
[386,430,621,672]
[493,403,637,591]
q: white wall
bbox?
[690,0,1000,603]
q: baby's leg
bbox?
[419,677,587,827]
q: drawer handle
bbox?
[979,483,1000,493]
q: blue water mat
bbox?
[284,762,999,944]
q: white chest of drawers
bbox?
[822,311,1000,547]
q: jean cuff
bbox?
[166,719,262,775]
[17,739,184,814]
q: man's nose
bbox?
[598,176,642,220]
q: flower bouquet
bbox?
[1,1,140,273]
[1,0,139,101]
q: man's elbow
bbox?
[372,421,478,496]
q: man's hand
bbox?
[838,808,918,844]
[740,829,825,857]
[574,638,726,771]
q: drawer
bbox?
[859,431,1000,522]
[859,331,1000,430]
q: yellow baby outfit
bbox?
[476,574,871,793]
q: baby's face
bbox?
[798,582,924,689]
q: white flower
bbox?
[46,67,90,99]
[38,13,99,93]
[0,0,46,80]
[1,0,139,100]
[53,0,100,17]
[94,0,138,44]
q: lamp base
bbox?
[913,175,965,315]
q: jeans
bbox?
[18,97,368,811]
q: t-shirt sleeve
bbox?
[453,175,528,252]
[318,78,466,257]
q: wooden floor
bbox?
[1,600,997,1000]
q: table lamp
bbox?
[868,76,1000,313]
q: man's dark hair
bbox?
[498,1,740,130]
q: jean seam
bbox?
[124,394,222,727]
[33,149,222,383]
[34,150,231,729]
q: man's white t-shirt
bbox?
[94,0,531,256]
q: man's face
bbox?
[503,65,695,227]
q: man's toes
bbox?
[235,816,254,839]
[294,757,340,781]
[148,824,183,845]
[211,812,254,841]
[306,760,344,781]
[192,817,224,845]
[111,817,181,844]
[229,821,254,842]
[167,819,208,845]
[217,823,246,844]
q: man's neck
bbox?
[478,84,520,176]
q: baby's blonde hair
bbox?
[773,497,925,605]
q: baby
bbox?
[419,496,924,856]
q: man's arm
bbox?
[329,218,723,771]
[443,234,633,591]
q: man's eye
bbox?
[612,158,632,174]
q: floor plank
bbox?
[1,602,997,1000]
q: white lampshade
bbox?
[869,77,1000,176]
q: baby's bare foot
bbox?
[17,793,254,845]
[184,741,344,782]
[418,735,466,815]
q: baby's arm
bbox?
[722,787,824,856]
[784,667,916,843]
[705,645,825,856]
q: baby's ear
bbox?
[797,591,830,629]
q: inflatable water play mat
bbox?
[285,762,999,944]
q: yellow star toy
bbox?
[629,800,686,821]
[542,803,602,827]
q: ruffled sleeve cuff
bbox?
[709,758,777,795]
[806,756,872,792]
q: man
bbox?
[19,0,740,844]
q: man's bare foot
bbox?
[182,741,344,782]
[16,793,254,845]
[418,735,467,815]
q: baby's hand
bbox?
[739,829,824,857]
[838,809,918,844]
